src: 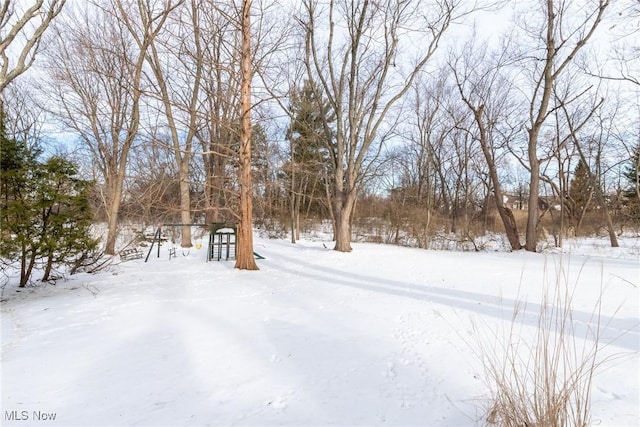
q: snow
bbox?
[215,228,236,234]
[1,236,639,426]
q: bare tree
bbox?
[451,40,523,250]
[394,74,450,244]
[142,0,204,248]
[0,0,66,96]
[581,0,639,88]
[2,79,45,148]
[398,74,483,240]
[559,94,619,246]
[195,0,241,225]
[45,0,175,254]
[124,138,182,225]
[518,0,611,251]
[300,0,468,252]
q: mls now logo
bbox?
[5,410,57,421]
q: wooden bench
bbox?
[119,248,143,261]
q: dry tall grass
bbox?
[472,260,619,427]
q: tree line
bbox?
[1,0,639,278]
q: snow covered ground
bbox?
[1,236,639,426]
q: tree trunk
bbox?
[601,199,619,248]
[289,163,297,244]
[105,176,124,255]
[323,170,337,241]
[19,245,28,288]
[575,191,594,235]
[465,104,522,251]
[42,253,54,282]
[19,244,37,288]
[488,171,522,250]
[290,202,297,244]
[333,190,355,252]
[334,207,353,252]
[234,0,258,270]
[179,162,192,247]
[525,130,541,252]
[590,173,618,247]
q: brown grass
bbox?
[471,260,618,427]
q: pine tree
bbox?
[0,123,98,286]
[285,79,333,242]
[569,159,593,223]
[0,125,40,286]
[623,142,640,221]
[37,157,99,281]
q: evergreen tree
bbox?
[623,142,640,221]
[0,124,98,286]
[285,79,333,242]
[37,157,99,281]
[569,159,593,222]
[0,125,40,285]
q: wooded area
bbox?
[1,0,639,275]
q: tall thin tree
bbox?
[235,0,258,270]
[143,0,200,248]
[521,0,611,251]
[451,41,523,250]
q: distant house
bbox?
[502,193,527,210]
[500,193,560,212]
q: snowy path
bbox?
[1,238,638,426]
